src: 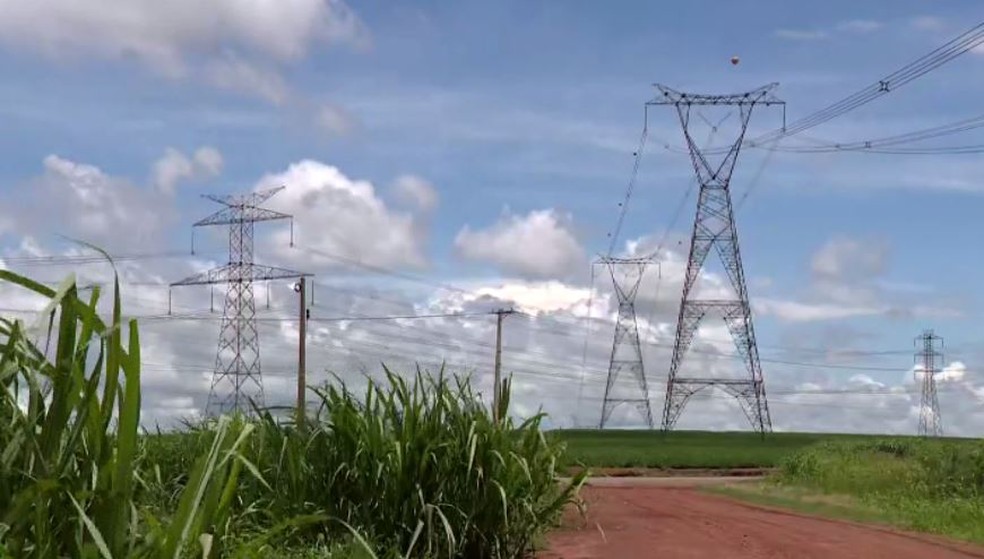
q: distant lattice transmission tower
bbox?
[599,256,654,429]
[655,83,784,434]
[171,186,310,417]
[915,330,944,437]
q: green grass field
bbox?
[550,429,977,469]
[715,437,984,544]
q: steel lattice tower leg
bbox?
[915,330,944,437]
[599,257,654,429]
[171,187,311,417]
[207,218,264,415]
[651,84,784,434]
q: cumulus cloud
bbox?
[254,160,429,270]
[761,235,960,323]
[0,0,369,126]
[811,236,888,286]
[390,175,439,213]
[151,146,224,194]
[2,228,984,435]
[454,208,586,280]
[204,53,291,105]
[0,0,367,71]
[315,104,356,136]
[30,154,172,248]
[1,148,223,251]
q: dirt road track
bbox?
[542,485,984,559]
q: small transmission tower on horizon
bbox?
[171,186,311,417]
[599,256,654,429]
[915,329,944,437]
[654,83,783,434]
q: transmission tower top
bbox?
[649,83,785,107]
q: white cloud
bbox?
[811,236,888,283]
[316,104,356,135]
[151,146,224,194]
[32,154,172,248]
[912,361,968,384]
[204,53,291,105]
[0,0,369,123]
[454,209,586,280]
[0,0,367,71]
[436,280,600,317]
[390,175,438,212]
[255,160,429,270]
[193,147,224,176]
[752,235,960,323]
[775,20,881,43]
[755,299,881,322]
[2,230,983,435]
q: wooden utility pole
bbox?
[492,308,515,422]
[295,276,307,427]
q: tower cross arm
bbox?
[649,83,784,106]
[193,206,293,227]
[171,263,312,287]
[202,186,286,208]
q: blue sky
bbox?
[1,0,983,432]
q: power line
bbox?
[140,310,497,323]
[754,20,984,144]
[650,19,984,160]
[606,106,650,256]
[0,249,219,266]
[759,112,984,155]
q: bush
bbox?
[238,368,586,558]
[776,437,984,542]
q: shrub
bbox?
[241,368,586,558]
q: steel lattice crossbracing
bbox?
[652,84,783,434]
[171,187,310,417]
[915,330,944,437]
[599,257,654,429]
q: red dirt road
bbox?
[541,485,984,559]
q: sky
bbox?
[1,0,984,435]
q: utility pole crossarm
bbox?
[170,264,312,287]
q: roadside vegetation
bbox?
[0,266,586,558]
[552,429,892,469]
[715,438,984,544]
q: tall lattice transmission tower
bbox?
[914,329,944,437]
[171,186,310,416]
[654,84,784,434]
[599,256,654,429]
